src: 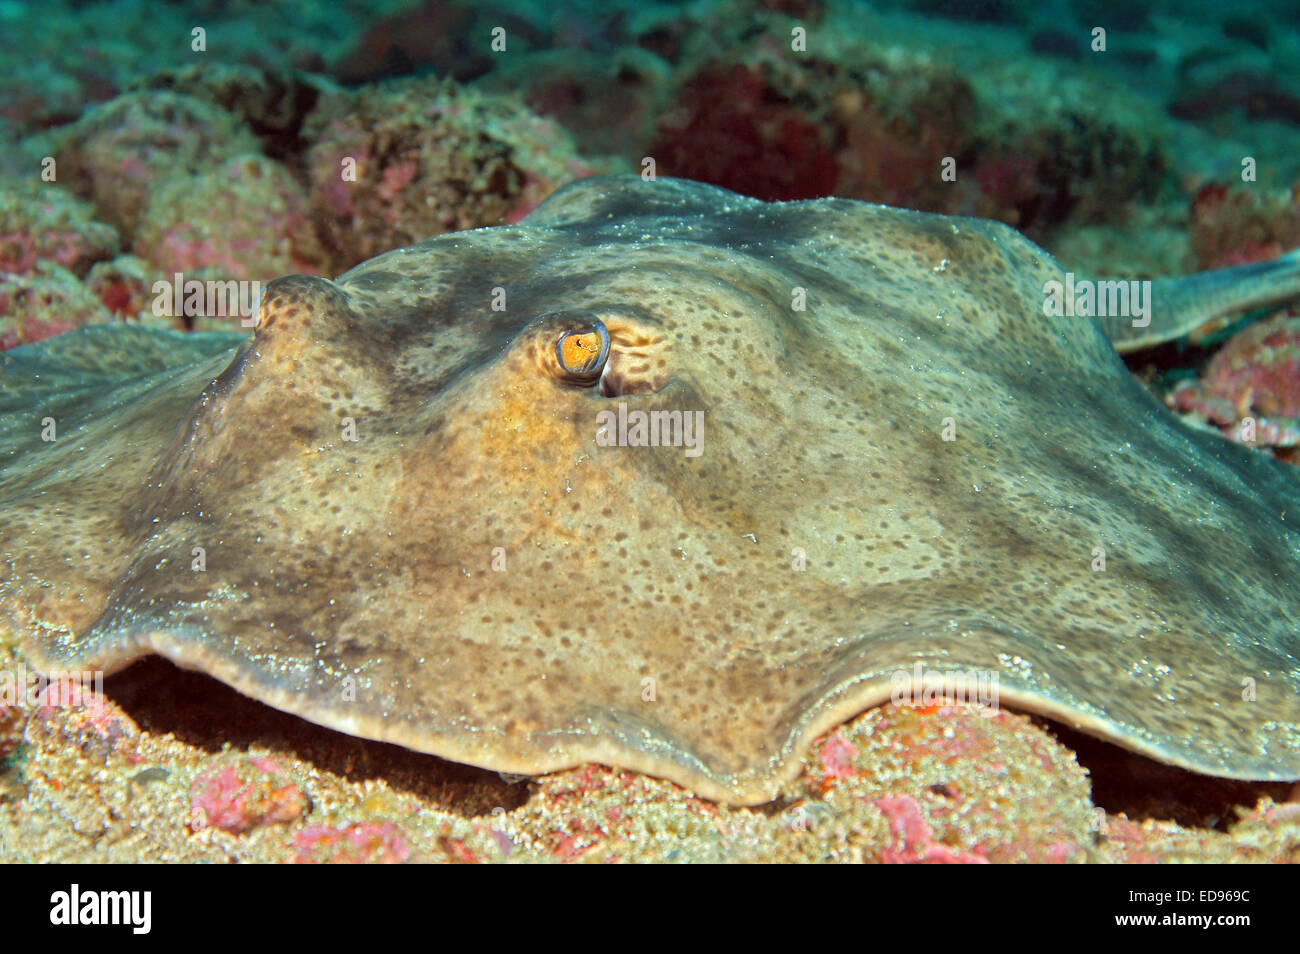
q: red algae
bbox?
[294,822,412,864]
[1168,312,1300,462]
[190,757,309,835]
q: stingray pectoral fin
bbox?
[0,332,245,640]
[1103,247,1300,352]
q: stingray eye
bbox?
[554,320,611,385]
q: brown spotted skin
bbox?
[1,176,1298,804]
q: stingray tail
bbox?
[1106,246,1300,353]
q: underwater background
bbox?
[1,0,1299,862]
[4,0,1300,453]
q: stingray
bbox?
[2,176,1299,805]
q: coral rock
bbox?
[189,756,309,835]
[54,91,260,235]
[293,821,412,864]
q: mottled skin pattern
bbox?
[1,177,1298,805]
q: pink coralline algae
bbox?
[651,62,841,202]
[0,182,123,345]
[189,756,309,835]
[644,23,1162,233]
[876,794,990,864]
[84,256,154,319]
[22,675,136,762]
[293,822,412,864]
[0,261,115,349]
[132,153,327,284]
[1168,312,1300,462]
[815,730,859,789]
[799,704,1094,863]
[1188,181,1300,271]
[54,91,260,235]
[0,182,119,278]
[303,77,597,268]
[530,763,723,863]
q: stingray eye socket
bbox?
[555,321,611,385]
